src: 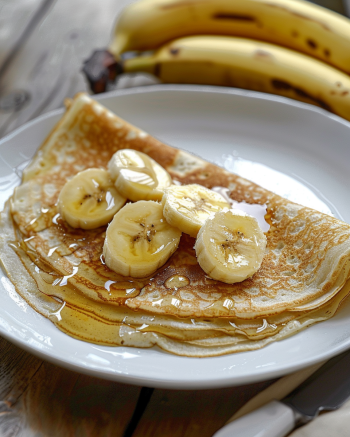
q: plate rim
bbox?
[2,83,350,146]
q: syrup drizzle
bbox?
[212,186,270,232]
[2,153,338,350]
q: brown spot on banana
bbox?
[154,63,162,78]
[306,39,318,49]
[271,79,333,112]
[212,13,257,22]
[170,48,180,56]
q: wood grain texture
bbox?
[131,380,275,437]
[0,0,43,67]
[23,365,141,436]
[0,337,142,437]
[0,336,42,436]
[0,0,132,138]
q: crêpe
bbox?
[1,92,350,356]
[2,196,350,357]
[2,198,350,356]
[9,93,350,317]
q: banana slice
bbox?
[162,184,230,237]
[58,168,126,229]
[108,149,172,201]
[195,210,267,284]
[103,200,181,278]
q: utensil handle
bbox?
[212,400,296,437]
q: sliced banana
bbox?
[58,168,126,229]
[108,149,172,201]
[103,200,181,278]
[162,184,230,237]
[195,210,267,284]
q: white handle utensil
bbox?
[213,401,296,437]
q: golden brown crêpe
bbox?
[2,199,350,357]
[9,93,350,316]
[2,198,350,357]
[1,92,350,356]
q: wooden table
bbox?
[0,1,348,435]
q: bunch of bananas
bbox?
[83,0,350,121]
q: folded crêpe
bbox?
[1,92,350,357]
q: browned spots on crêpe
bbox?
[49,219,105,263]
[338,234,350,245]
[136,237,288,313]
[77,241,105,263]
[47,102,177,175]
[140,233,218,290]
[169,166,270,205]
[271,79,333,112]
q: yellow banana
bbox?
[162,184,230,237]
[108,149,172,201]
[58,168,126,230]
[110,0,350,74]
[195,209,267,284]
[121,35,350,121]
[103,200,181,278]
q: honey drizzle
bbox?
[5,179,316,348]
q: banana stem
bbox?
[123,54,157,76]
[82,49,122,94]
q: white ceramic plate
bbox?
[1,85,350,390]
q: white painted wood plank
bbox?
[0,0,133,137]
[0,0,43,66]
